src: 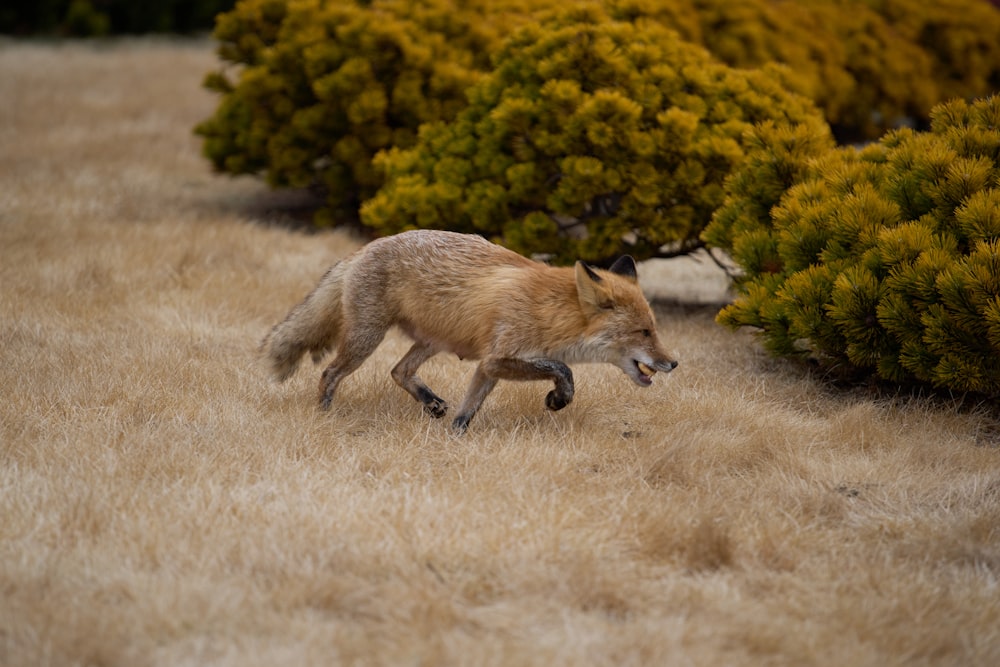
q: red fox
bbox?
[263,230,678,431]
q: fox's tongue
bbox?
[637,362,656,377]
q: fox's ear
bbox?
[575,261,614,311]
[608,255,638,281]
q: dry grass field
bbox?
[2,38,1000,667]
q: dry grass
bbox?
[2,38,999,667]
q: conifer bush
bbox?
[863,0,1000,106]
[196,0,1000,223]
[610,0,999,141]
[706,95,1000,394]
[194,0,486,219]
[681,0,857,138]
[361,9,824,265]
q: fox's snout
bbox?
[627,353,677,387]
[636,359,678,375]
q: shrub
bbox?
[682,0,937,142]
[684,0,858,138]
[611,0,998,141]
[361,8,825,265]
[195,0,485,220]
[861,0,1000,106]
[196,0,1000,225]
[706,95,1000,394]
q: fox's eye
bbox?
[641,329,651,338]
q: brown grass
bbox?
[2,38,1000,667]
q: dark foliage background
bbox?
[0,0,235,36]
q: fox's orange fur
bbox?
[263,230,677,430]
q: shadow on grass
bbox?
[205,180,374,238]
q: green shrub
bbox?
[195,0,999,246]
[196,0,1000,225]
[612,0,998,141]
[706,95,1000,394]
[195,0,486,219]
[361,8,825,265]
[682,0,937,141]
[685,0,858,138]
[861,0,1000,106]
[802,0,938,141]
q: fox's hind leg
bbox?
[318,326,388,410]
[391,342,448,418]
[451,357,574,432]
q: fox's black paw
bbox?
[451,414,472,433]
[545,390,569,411]
[424,399,448,419]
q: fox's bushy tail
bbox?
[261,259,350,382]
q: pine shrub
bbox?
[361,8,824,265]
[679,0,860,139]
[609,0,999,141]
[194,0,487,219]
[864,0,1000,106]
[195,0,1000,245]
[706,95,1000,394]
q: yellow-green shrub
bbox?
[863,0,1000,105]
[196,0,1000,234]
[705,95,1000,394]
[195,0,485,218]
[361,8,825,265]
[613,0,999,141]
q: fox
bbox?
[262,229,678,431]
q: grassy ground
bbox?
[2,38,999,667]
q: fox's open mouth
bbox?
[633,360,656,386]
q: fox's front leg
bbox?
[391,341,448,418]
[451,358,575,432]
[451,366,498,432]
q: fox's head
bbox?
[575,256,678,386]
